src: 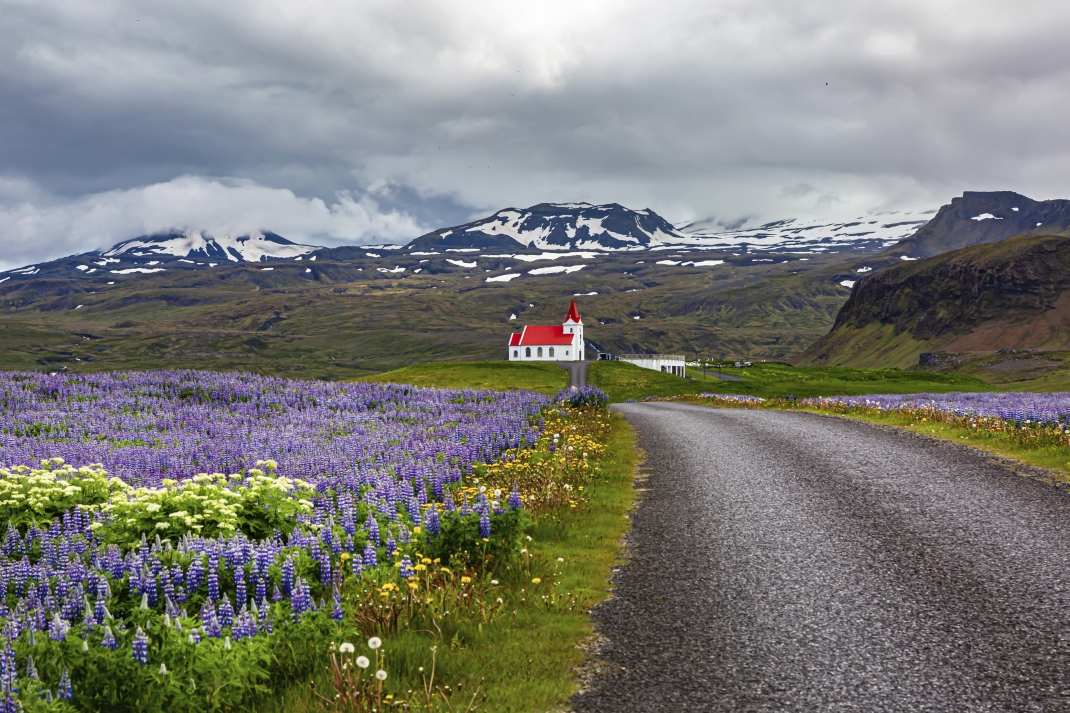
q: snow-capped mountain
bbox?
[407,203,687,251]
[104,231,318,263]
[676,211,936,253]
[0,230,324,282]
[406,202,935,254]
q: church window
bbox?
[549,347,555,357]
[537,347,543,357]
[513,350,518,358]
[525,347,531,357]
[565,350,569,356]
[569,327,573,333]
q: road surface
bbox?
[559,361,589,388]
[572,402,1070,712]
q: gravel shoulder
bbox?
[572,402,1070,712]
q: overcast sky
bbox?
[2,0,1070,267]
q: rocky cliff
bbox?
[798,234,1070,367]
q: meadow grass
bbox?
[358,361,569,395]
[266,411,637,712]
[588,359,992,402]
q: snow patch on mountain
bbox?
[676,210,935,253]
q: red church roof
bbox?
[514,325,575,346]
[564,299,581,323]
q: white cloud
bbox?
[0,175,425,269]
[2,0,1070,260]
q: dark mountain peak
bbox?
[885,191,1070,259]
[406,202,687,251]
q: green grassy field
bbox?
[587,360,993,402]
[355,359,998,403]
[359,361,569,394]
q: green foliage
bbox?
[424,508,529,570]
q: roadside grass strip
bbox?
[0,372,632,711]
[681,391,1070,481]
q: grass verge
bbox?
[358,361,569,395]
[268,410,636,712]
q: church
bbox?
[508,300,585,362]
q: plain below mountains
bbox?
[3,190,1069,377]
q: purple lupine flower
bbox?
[363,542,377,569]
[399,556,414,579]
[366,515,380,546]
[58,667,72,701]
[101,625,118,650]
[281,558,294,597]
[423,507,440,536]
[330,593,344,621]
[132,627,149,664]
[509,483,522,509]
[479,511,491,539]
[218,596,234,629]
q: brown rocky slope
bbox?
[797,234,1070,368]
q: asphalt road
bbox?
[559,361,589,388]
[572,402,1070,712]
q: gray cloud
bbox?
[2,0,1070,264]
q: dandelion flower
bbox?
[339,643,355,654]
[368,637,382,650]
[356,656,370,669]
[376,670,388,681]
[532,578,542,584]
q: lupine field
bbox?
[0,371,612,711]
[801,391,1070,426]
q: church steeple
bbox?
[563,299,584,361]
[564,299,581,325]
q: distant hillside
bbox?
[799,234,1070,368]
[883,191,1070,260]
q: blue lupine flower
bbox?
[132,627,149,664]
[58,668,72,701]
[399,556,414,579]
[101,625,118,650]
[363,543,377,569]
[479,511,491,539]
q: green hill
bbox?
[798,234,1070,369]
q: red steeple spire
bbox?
[564,299,581,324]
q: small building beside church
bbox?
[618,354,686,377]
[508,300,585,362]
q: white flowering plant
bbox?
[98,460,317,547]
[0,458,126,532]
